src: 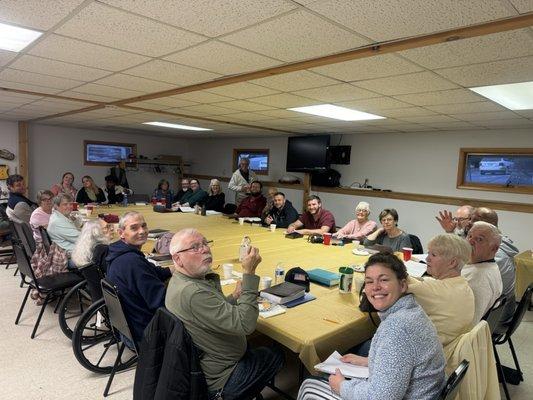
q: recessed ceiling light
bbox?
[288,104,385,121]
[143,121,212,131]
[469,81,533,110]
[0,22,42,52]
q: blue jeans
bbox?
[209,346,284,400]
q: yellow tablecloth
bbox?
[96,205,375,372]
[515,250,533,299]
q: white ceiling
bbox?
[0,0,532,137]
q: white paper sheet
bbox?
[314,351,369,378]
[404,260,427,277]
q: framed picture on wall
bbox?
[233,149,269,176]
[84,140,137,166]
[457,148,533,194]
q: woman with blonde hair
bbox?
[71,219,113,271]
[334,201,377,241]
[204,179,225,212]
[76,175,106,204]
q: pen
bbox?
[323,317,340,324]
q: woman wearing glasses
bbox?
[29,190,54,242]
[334,201,377,241]
[363,208,412,252]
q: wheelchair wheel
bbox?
[72,299,136,374]
[58,280,91,339]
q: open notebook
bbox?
[314,351,369,379]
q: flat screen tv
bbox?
[286,135,330,172]
[84,140,136,166]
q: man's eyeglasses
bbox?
[453,217,470,222]
[174,240,213,254]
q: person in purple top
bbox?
[287,195,336,235]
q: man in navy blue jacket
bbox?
[106,211,171,345]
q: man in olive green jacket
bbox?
[165,228,283,400]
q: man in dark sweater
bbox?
[264,192,299,228]
[106,211,171,344]
[6,174,37,223]
[235,181,266,218]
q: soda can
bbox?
[339,266,354,294]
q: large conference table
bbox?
[100,205,375,374]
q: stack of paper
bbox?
[179,206,195,213]
[314,351,369,378]
[405,260,427,277]
[259,304,286,319]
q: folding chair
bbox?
[439,359,470,400]
[492,283,533,399]
[408,234,424,254]
[101,279,139,397]
[39,226,52,254]
[13,238,83,338]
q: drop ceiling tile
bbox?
[0,0,85,30]
[60,91,120,102]
[394,124,439,132]
[221,10,369,62]
[127,98,198,109]
[165,41,282,75]
[247,93,321,108]
[255,109,303,118]
[214,100,276,112]
[250,71,339,92]
[287,114,341,123]
[426,101,506,114]
[480,118,533,128]
[435,56,533,86]
[396,115,460,124]
[9,55,112,82]
[507,0,533,13]
[354,72,459,95]
[378,107,438,118]
[170,91,234,104]
[336,97,412,111]
[0,50,17,67]
[0,69,83,90]
[393,89,485,106]
[293,83,378,102]
[56,2,206,57]
[162,108,209,117]
[424,121,478,129]
[514,110,533,118]
[204,82,279,100]
[16,101,84,113]
[0,80,62,95]
[102,0,296,37]
[401,29,533,69]
[311,54,424,82]
[29,35,150,71]
[71,83,145,99]
[218,112,275,121]
[93,74,177,93]
[178,104,237,115]
[451,111,522,122]
[123,60,220,86]
[306,0,515,42]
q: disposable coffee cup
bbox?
[339,266,354,294]
[270,224,276,232]
[402,247,413,261]
[323,233,332,245]
[352,240,361,249]
[261,276,273,290]
[222,263,234,280]
[238,218,245,225]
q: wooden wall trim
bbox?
[18,121,29,182]
[183,173,533,213]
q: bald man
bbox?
[435,205,474,238]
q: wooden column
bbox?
[18,121,29,180]
[302,172,311,212]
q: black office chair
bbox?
[408,234,423,254]
[492,284,533,397]
[101,279,139,397]
[223,203,237,215]
[439,359,469,400]
[13,238,83,338]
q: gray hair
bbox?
[118,211,143,230]
[36,190,54,204]
[53,192,73,207]
[469,221,501,247]
[427,234,472,269]
[208,179,220,196]
[71,220,109,267]
[169,228,200,255]
[355,201,370,213]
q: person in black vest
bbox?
[6,174,37,223]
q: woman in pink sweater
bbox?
[334,201,377,241]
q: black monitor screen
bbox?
[286,135,330,172]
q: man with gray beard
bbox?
[435,205,474,238]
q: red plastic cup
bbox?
[86,204,94,211]
[151,197,157,205]
[402,247,413,261]
[323,233,332,245]
[71,202,78,211]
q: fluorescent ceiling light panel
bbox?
[288,104,385,121]
[0,22,42,52]
[143,121,212,131]
[469,81,533,110]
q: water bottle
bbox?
[274,262,285,285]
[239,236,251,262]
[122,192,128,207]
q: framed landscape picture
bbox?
[457,148,533,194]
[232,149,269,176]
[84,140,137,166]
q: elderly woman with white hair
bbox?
[334,201,377,241]
[204,179,225,212]
[71,219,113,272]
[47,193,82,253]
[408,233,475,359]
